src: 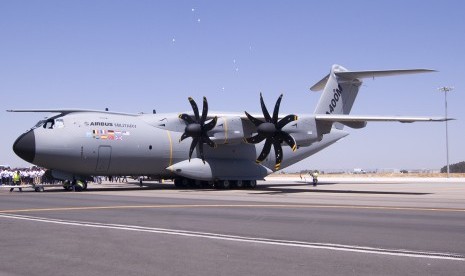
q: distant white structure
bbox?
[353,168,367,174]
[378,168,401,174]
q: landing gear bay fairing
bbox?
[9,65,447,188]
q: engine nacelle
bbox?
[281,115,322,147]
[209,116,245,145]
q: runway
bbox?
[1,178,465,275]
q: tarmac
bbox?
[1,176,464,275]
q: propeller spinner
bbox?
[244,93,298,170]
[179,97,217,163]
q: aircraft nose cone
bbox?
[13,130,36,163]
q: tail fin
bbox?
[313,65,360,118]
[311,64,435,129]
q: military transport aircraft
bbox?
[9,64,447,190]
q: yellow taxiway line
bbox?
[1,204,465,214]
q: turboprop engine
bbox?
[281,115,323,147]
[209,116,245,145]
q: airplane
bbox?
[8,64,448,190]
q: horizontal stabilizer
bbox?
[310,69,435,91]
[316,114,451,123]
[310,74,330,92]
[335,69,436,80]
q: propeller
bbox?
[179,97,217,163]
[244,93,298,170]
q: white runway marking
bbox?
[1,213,463,261]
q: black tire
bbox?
[74,180,84,192]
[63,181,72,191]
[174,178,183,188]
[248,180,257,189]
[222,180,231,189]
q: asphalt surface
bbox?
[1,178,465,276]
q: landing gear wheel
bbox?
[63,180,72,191]
[246,180,257,189]
[74,180,84,192]
[221,180,231,189]
[174,178,183,188]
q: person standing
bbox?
[10,170,22,192]
[312,170,319,187]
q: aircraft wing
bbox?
[209,112,451,123]
[6,109,138,116]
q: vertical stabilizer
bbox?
[311,65,435,130]
[313,65,362,129]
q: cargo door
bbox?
[96,145,112,172]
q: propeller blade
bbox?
[198,141,205,163]
[245,111,263,127]
[260,93,272,122]
[179,113,195,124]
[278,131,297,152]
[256,139,272,163]
[273,140,283,170]
[201,96,208,124]
[179,132,190,142]
[188,97,200,122]
[272,94,283,124]
[277,114,298,130]
[245,134,266,144]
[203,135,217,148]
[203,116,217,132]
[188,138,198,161]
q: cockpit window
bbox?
[54,118,65,128]
[40,118,65,129]
[33,120,45,129]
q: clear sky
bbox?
[1,0,464,172]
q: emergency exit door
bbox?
[96,146,112,172]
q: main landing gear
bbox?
[63,180,88,192]
[173,178,257,189]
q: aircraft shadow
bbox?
[28,181,430,196]
[251,182,431,195]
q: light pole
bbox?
[438,86,453,178]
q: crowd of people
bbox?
[0,167,46,186]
